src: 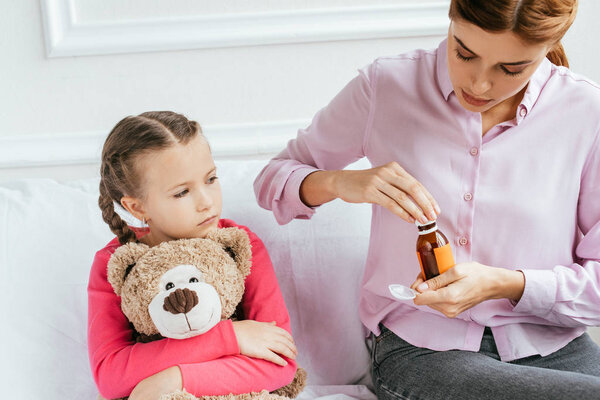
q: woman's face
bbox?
[447,19,551,113]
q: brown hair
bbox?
[449,0,578,67]
[99,111,202,244]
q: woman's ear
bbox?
[207,227,252,278]
[107,241,150,296]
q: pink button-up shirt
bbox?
[254,39,600,362]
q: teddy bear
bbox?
[103,227,307,400]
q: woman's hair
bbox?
[449,0,578,67]
[99,111,202,244]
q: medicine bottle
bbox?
[416,220,455,280]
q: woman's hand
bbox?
[128,366,182,400]
[410,262,525,318]
[232,320,297,366]
[301,162,440,224]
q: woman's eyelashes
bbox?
[455,49,474,62]
[208,175,218,184]
[455,48,525,77]
[500,66,524,77]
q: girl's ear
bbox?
[107,241,150,296]
[207,227,252,278]
[120,196,146,223]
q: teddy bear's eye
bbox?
[165,282,175,291]
[189,277,199,283]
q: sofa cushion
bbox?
[0,159,373,399]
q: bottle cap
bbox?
[415,219,437,228]
[388,284,417,301]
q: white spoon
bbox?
[388,284,418,300]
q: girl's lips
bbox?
[198,216,217,226]
[462,90,492,107]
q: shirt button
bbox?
[519,107,527,117]
[463,193,473,201]
[470,147,479,156]
[458,237,469,246]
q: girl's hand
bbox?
[411,262,525,318]
[332,162,440,224]
[128,365,182,400]
[232,320,297,366]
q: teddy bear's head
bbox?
[107,227,251,340]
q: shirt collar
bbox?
[517,57,552,121]
[436,39,454,101]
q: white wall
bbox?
[0,0,447,180]
[2,0,598,181]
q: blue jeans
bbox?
[371,324,600,400]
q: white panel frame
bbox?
[40,0,450,57]
[0,120,309,168]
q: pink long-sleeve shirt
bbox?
[254,39,600,362]
[87,219,297,399]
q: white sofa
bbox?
[0,159,376,400]
[2,158,599,400]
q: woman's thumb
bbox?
[417,274,446,292]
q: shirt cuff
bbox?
[512,269,557,316]
[276,166,320,221]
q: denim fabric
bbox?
[371,324,600,400]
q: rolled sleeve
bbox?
[512,269,557,316]
[276,167,320,222]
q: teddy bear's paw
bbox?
[199,390,287,400]
[271,367,307,399]
[159,389,198,400]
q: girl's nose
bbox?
[195,190,213,211]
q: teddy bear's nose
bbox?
[163,288,199,315]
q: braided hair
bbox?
[98,111,201,244]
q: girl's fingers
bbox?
[263,351,288,367]
[278,335,298,356]
[269,342,296,361]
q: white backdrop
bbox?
[1,0,599,181]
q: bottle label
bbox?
[416,243,455,280]
[433,244,455,274]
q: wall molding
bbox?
[40,0,450,57]
[0,120,309,169]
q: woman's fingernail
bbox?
[435,204,441,214]
[419,215,429,224]
[427,210,437,220]
[417,282,429,292]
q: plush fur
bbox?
[102,227,306,400]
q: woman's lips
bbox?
[462,89,492,107]
[198,216,217,226]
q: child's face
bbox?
[127,135,222,243]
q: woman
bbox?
[254,0,600,399]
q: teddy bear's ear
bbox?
[207,227,252,277]
[107,241,150,296]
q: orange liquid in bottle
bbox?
[416,221,455,280]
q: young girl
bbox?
[255,0,600,398]
[88,111,298,400]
